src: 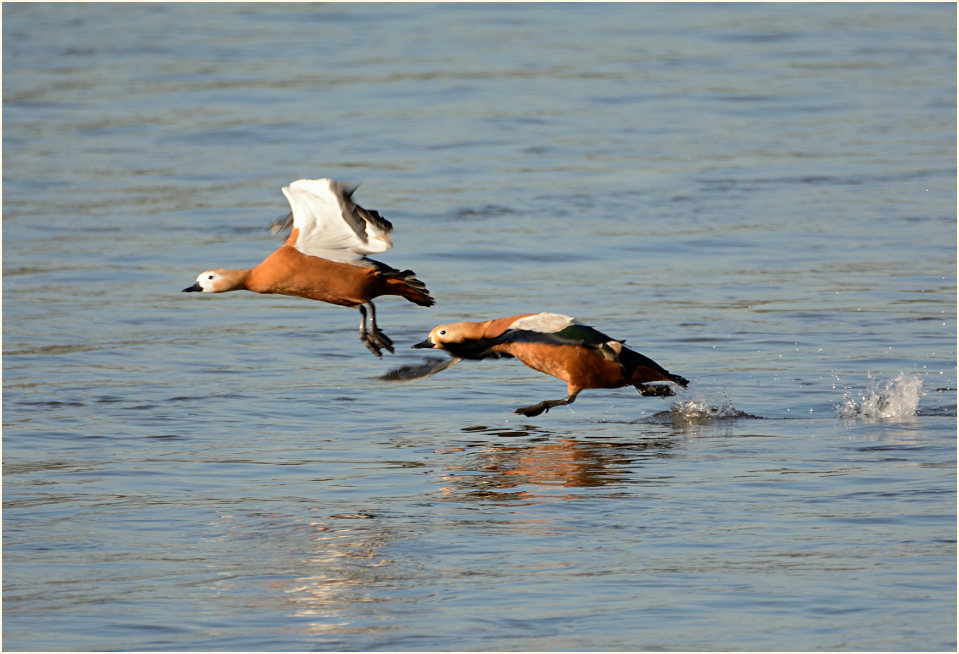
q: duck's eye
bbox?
[207,274,214,280]
[438,329,447,336]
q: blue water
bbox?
[3,3,955,651]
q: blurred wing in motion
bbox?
[379,357,462,382]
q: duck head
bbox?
[182,269,247,293]
[413,322,471,350]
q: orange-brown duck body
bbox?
[184,178,433,357]
[407,312,688,416]
[240,234,429,308]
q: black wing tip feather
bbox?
[268,211,294,235]
[359,206,394,234]
[328,179,395,241]
[328,179,359,199]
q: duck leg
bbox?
[514,390,580,417]
[357,303,394,357]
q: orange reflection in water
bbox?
[207,434,676,635]
[437,435,674,502]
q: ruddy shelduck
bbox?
[184,178,434,356]
[387,312,688,416]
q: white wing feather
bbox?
[510,312,579,334]
[281,178,393,262]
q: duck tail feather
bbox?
[384,269,435,307]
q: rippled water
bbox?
[3,3,956,651]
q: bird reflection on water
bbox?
[204,429,679,638]
[435,426,677,502]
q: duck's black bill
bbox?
[182,283,202,292]
[411,338,433,349]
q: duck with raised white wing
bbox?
[184,178,434,357]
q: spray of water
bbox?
[669,397,753,421]
[836,372,924,421]
[646,390,758,425]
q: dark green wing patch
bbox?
[552,323,617,347]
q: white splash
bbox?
[649,393,757,425]
[836,372,924,421]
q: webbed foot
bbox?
[360,328,394,357]
[368,326,395,354]
[636,384,676,397]
[514,401,551,417]
[357,302,395,357]
[514,392,579,417]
